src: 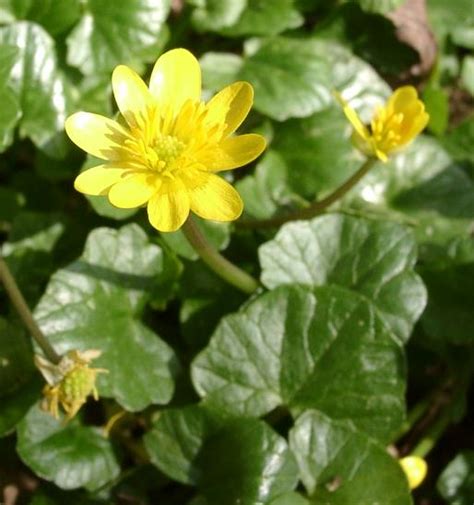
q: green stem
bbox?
[239,157,378,229]
[181,216,259,295]
[410,412,452,459]
[0,255,60,364]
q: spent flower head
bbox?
[337,86,429,162]
[35,349,107,421]
[399,456,428,490]
[66,48,266,232]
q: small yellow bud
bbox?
[35,349,107,421]
[399,456,428,489]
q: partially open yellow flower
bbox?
[337,86,429,162]
[66,49,266,232]
[399,456,428,490]
[35,350,107,421]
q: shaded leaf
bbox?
[437,451,474,505]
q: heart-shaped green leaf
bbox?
[34,224,178,411]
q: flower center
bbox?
[144,134,186,173]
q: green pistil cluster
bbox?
[151,134,186,171]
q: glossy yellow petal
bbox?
[147,179,190,232]
[149,48,201,117]
[74,165,129,195]
[199,134,266,171]
[334,91,370,141]
[65,112,130,160]
[189,172,243,221]
[205,81,254,137]
[112,65,155,128]
[387,86,418,114]
[108,173,158,208]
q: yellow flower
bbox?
[65,49,266,232]
[337,86,429,162]
[35,350,107,421]
[399,456,428,490]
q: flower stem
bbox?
[239,157,378,229]
[0,255,60,364]
[182,216,259,295]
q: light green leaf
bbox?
[269,493,310,505]
[191,0,247,32]
[289,410,412,504]
[220,0,304,37]
[349,0,403,14]
[259,214,426,343]
[442,117,474,164]
[17,404,120,490]
[192,285,406,442]
[66,0,171,75]
[461,56,474,96]
[238,37,332,120]
[422,84,449,135]
[0,22,72,156]
[34,224,178,411]
[437,451,474,505]
[198,418,299,505]
[200,52,243,91]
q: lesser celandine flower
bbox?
[66,49,266,232]
[337,86,429,162]
[36,349,107,421]
[399,456,428,490]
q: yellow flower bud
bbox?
[35,349,107,421]
[399,456,428,489]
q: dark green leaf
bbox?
[289,410,412,504]
[442,117,474,164]
[34,224,178,411]
[66,0,171,75]
[0,186,23,221]
[192,285,406,442]
[259,214,426,342]
[191,0,246,32]
[144,404,218,485]
[198,418,299,505]
[0,22,73,156]
[437,451,474,505]
[17,404,120,490]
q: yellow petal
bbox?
[334,91,370,141]
[189,172,243,222]
[108,173,158,208]
[199,134,266,171]
[147,179,190,232]
[205,81,254,137]
[149,48,201,117]
[400,456,427,489]
[65,112,130,160]
[387,86,418,114]
[74,165,129,195]
[112,65,155,128]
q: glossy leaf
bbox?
[289,410,412,504]
[192,285,406,442]
[66,0,171,75]
[17,404,120,490]
[259,214,426,342]
[198,418,299,505]
[34,224,178,411]
[0,22,72,156]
